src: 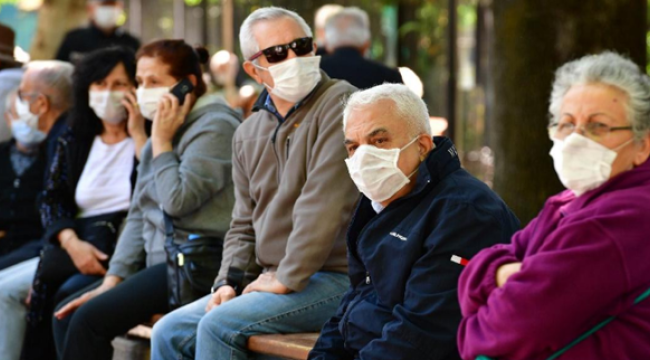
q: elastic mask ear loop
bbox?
[613,137,635,152]
[401,136,422,179]
[252,62,274,92]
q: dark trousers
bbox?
[53,263,168,360]
[0,240,41,270]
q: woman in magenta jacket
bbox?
[457,52,650,360]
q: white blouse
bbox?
[75,135,135,218]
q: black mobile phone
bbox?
[170,78,195,105]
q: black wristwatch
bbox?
[211,279,238,294]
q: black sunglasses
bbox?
[248,37,314,64]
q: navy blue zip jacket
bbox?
[309,137,520,360]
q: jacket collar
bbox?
[251,70,332,116]
[332,47,363,58]
[403,136,461,200]
[561,157,650,216]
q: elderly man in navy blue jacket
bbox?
[308,84,520,360]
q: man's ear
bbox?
[633,134,650,166]
[35,93,50,116]
[417,133,434,158]
[243,61,263,84]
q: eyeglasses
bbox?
[17,90,40,102]
[248,37,314,64]
[548,121,633,141]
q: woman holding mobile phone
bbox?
[52,39,242,360]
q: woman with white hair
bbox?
[457,52,650,360]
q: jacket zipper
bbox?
[271,121,284,184]
[286,137,291,160]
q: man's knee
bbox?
[151,314,175,344]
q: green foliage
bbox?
[184,0,221,6]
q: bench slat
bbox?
[247,333,319,360]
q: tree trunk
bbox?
[488,0,647,225]
[29,0,87,60]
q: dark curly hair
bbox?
[68,46,137,140]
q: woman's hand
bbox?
[496,262,522,287]
[59,229,108,276]
[54,275,122,320]
[122,89,148,159]
[151,93,194,158]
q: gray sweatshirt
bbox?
[108,101,240,279]
[217,73,360,292]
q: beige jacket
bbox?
[217,72,359,292]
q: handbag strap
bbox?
[163,211,175,247]
[476,285,650,360]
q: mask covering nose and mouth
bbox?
[549,133,634,196]
[94,5,121,30]
[345,137,420,202]
[136,87,170,120]
[254,56,322,103]
[12,97,47,148]
[89,90,127,124]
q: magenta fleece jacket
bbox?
[457,158,650,360]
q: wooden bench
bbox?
[113,319,318,360]
[247,333,319,360]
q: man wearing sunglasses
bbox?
[151,6,359,360]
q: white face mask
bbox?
[94,6,121,30]
[136,86,170,120]
[254,56,322,103]
[89,90,126,124]
[12,97,46,148]
[550,133,633,196]
[345,137,420,203]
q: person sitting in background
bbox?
[0,91,48,272]
[206,50,261,119]
[151,7,358,360]
[308,84,519,360]
[18,47,140,360]
[458,52,650,360]
[320,7,403,89]
[0,60,74,360]
[314,4,343,56]
[52,39,241,360]
[0,60,72,270]
[0,23,24,143]
[55,0,140,64]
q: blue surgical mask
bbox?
[12,97,47,148]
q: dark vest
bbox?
[0,141,46,254]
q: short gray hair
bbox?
[315,4,344,30]
[25,60,74,111]
[325,7,370,50]
[549,51,650,140]
[343,83,431,137]
[239,7,313,61]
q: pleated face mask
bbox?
[550,133,633,196]
[345,137,419,202]
[89,90,127,124]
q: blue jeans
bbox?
[151,271,349,360]
[0,257,39,360]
